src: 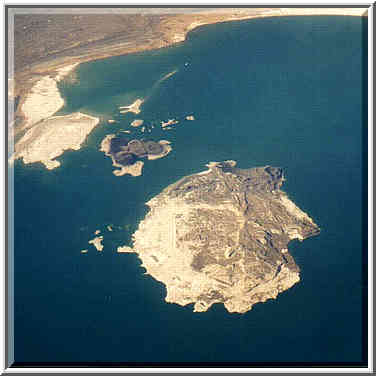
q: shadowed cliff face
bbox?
[131,161,320,313]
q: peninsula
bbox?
[10,112,100,169]
[18,63,79,134]
[124,161,320,313]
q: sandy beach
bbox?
[117,245,134,253]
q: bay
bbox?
[13,15,366,364]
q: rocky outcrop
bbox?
[126,161,320,313]
[100,134,172,176]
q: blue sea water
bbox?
[13,16,366,364]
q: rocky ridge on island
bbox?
[122,161,320,313]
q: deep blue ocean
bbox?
[13,16,367,364]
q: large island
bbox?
[124,161,320,313]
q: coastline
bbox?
[11,8,367,151]
[15,8,366,73]
[12,8,366,87]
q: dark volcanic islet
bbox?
[100,134,172,176]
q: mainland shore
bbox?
[10,8,367,154]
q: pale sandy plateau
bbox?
[19,63,79,132]
[10,112,100,169]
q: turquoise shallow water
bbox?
[13,16,366,364]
